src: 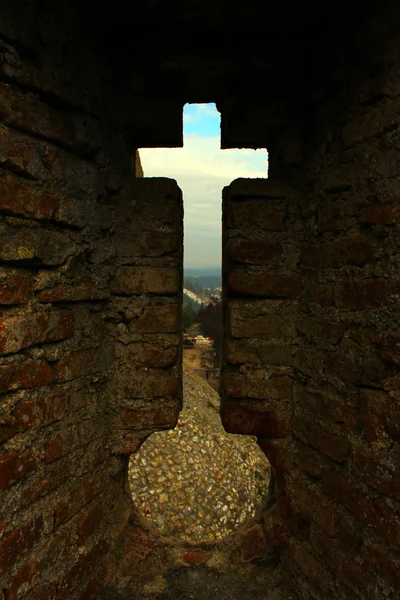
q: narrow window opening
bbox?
[130,104,270,545]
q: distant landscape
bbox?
[184,267,221,298]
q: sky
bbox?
[139,104,268,270]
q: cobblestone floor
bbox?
[128,369,271,543]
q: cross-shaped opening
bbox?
[129,103,270,545]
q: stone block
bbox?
[37,283,109,303]
[116,231,180,258]
[117,402,179,430]
[226,178,297,199]
[293,416,350,463]
[359,203,397,225]
[228,302,296,339]
[0,517,43,574]
[227,271,301,298]
[0,310,74,355]
[53,346,114,382]
[110,266,179,296]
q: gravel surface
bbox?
[129,369,271,543]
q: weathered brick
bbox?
[227,340,293,366]
[353,448,400,502]
[221,398,292,437]
[0,272,33,305]
[323,470,400,545]
[227,239,283,265]
[117,402,179,430]
[54,473,103,530]
[117,230,180,258]
[0,226,77,266]
[0,360,53,394]
[0,82,100,155]
[76,501,103,545]
[0,122,47,180]
[227,271,301,298]
[228,303,296,339]
[226,200,286,231]
[300,236,376,269]
[37,283,109,303]
[13,387,86,432]
[53,346,114,382]
[130,304,179,333]
[334,279,399,310]
[113,369,179,398]
[287,477,339,537]
[223,371,293,400]
[0,311,74,355]
[291,541,333,594]
[0,517,43,574]
[0,173,58,220]
[293,417,350,463]
[3,554,41,600]
[43,420,98,464]
[125,343,177,368]
[302,283,334,307]
[359,203,397,225]
[238,524,267,562]
[58,539,110,599]
[227,178,297,200]
[110,266,179,296]
[363,541,400,586]
[0,451,37,489]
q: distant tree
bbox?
[182,301,196,331]
[196,298,222,367]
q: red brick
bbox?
[110,266,179,296]
[37,283,109,303]
[0,174,58,220]
[76,502,103,545]
[291,541,333,594]
[363,541,400,586]
[223,372,293,400]
[353,449,400,502]
[117,433,146,455]
[0,517,43,575]
[117,403,179,430]
[58,539,110,599]
[3,555,40,600]
[0,311,74,355]
[0,360,53,394]
[323,470,400,545]
[334,279,399,310]
[130,304,179,333]
[182,551,212,565]
[227,271,301,298]
[238,525,267,562]
[293,417,350,463]
[53,474,103,530]
[0,272,33,305]
[43,420,98,464]
[221,399,292,437]
[0,451,37,489]
[288,478,339,537]
[359,203,397,225]
[13,388,86,432]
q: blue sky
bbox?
[140,104,268,269]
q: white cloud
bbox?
[139,134,268,268]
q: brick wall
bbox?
[0,7,182,599]
[220,19,400,600]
